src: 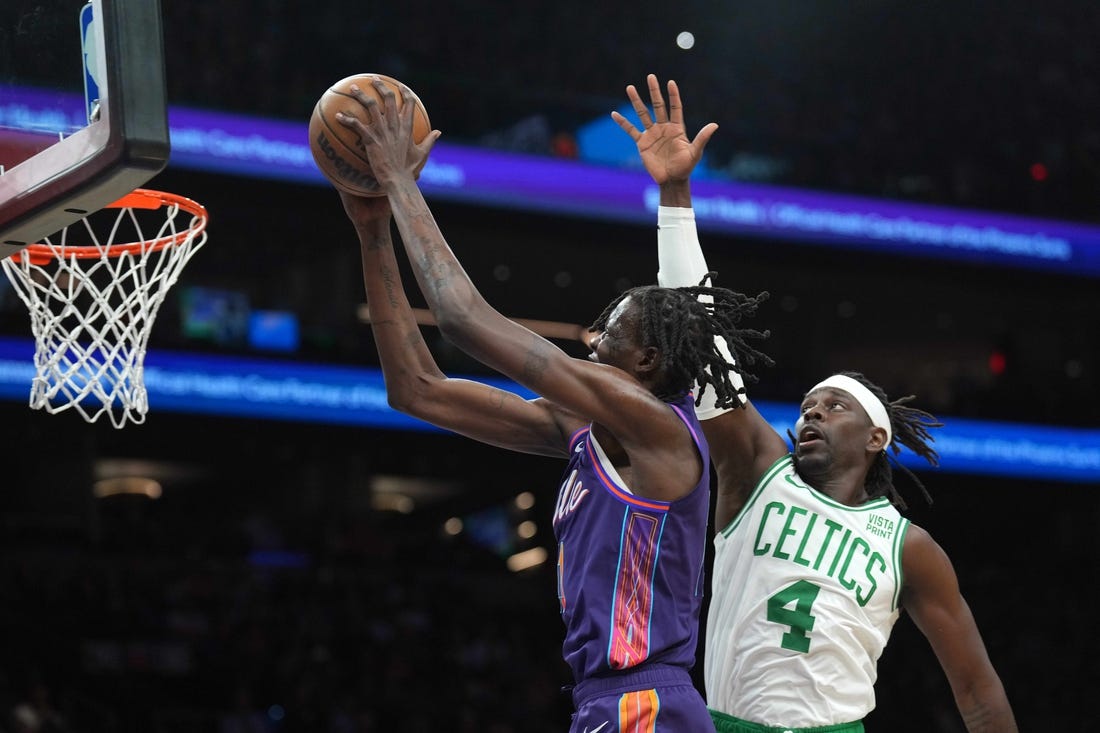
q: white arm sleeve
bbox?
[657,206,744,416]
[656,206,709,289]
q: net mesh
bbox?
[0,190,208,428]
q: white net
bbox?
[0,189,208,428]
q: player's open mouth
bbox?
[798,426,823,447]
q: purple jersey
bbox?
[552,392,711,685]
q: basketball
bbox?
[308,73,431,197]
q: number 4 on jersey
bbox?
[767,580,821,652]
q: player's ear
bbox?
[636,346,661,375]
[866,426,889,453]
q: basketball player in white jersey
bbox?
[612,75,1018,733]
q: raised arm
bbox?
[902,525,1018,732]
[614,74,786,526]
[343,192,577,457]
[336,77,695,479]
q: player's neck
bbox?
[804,470,871,506]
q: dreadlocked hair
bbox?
[841,371,943,511]
[589,273,772,410]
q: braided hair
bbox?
[840,371,942,510]
[589,273,772,410]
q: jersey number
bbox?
[767,580,821,653]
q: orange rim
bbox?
[14,189,209,266]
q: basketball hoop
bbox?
[1,189,209,428]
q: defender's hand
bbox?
[611,74,718,185]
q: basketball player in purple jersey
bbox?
[336,77,769,731]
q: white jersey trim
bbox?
[587,431,633,495]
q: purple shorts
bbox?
[569,665,714,733]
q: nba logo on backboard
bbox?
[80,2,102,123]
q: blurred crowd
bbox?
[162,1,1100,222]
[0,470,1096,732]
[0,502,571,733]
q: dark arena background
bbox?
[1,1,1097,731]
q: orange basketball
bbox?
[308,73,431,197]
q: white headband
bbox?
[809,375,892,446]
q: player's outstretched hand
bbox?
[611,73,717,185]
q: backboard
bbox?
[0,0,169,256]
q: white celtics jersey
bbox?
[705,454,909,728]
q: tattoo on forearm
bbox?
[416,254,457,303]
[365,228,389,252]
[380,263,400,309]
[522,339,551,384]
[400,183,437,238]
[392,184,458,303]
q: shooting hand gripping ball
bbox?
[309,73,433,196]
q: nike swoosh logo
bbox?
[584,723,610,733]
